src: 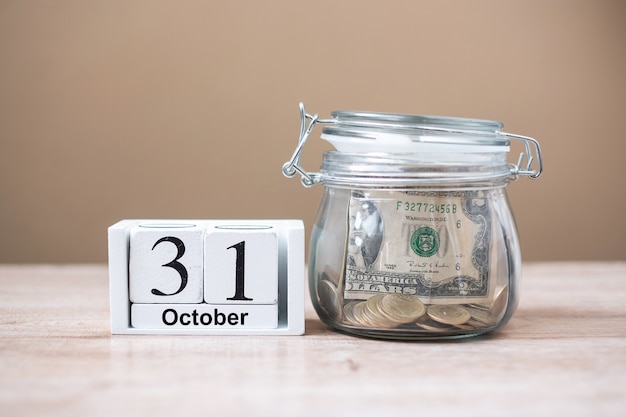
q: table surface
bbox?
[1,263,625,417]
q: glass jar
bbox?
[282,103,543,340]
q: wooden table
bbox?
[1,263,624,416]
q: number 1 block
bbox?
[108,219,305,335]
[204,225,278,305]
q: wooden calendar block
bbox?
[129,222,206,304]
[204,224,278,305]
[108,219,305,335]
[131,304,278,329]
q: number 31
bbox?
[151,237,252,301]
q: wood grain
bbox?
[1,263,624,416]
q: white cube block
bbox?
[129,222,206,304]
[204,224,278,305]
[131,304,279,329]
[109,219,305,335]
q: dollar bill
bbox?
[343,189,494,304]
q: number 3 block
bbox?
[129,223,206,304]
[108,219,305,335]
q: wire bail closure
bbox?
[282,102,543,187]
[505,133,543,179]
[281,103,331,187]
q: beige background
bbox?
[0,0,624,263]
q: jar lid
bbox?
[282,103,542,187]
[321,111,509,153]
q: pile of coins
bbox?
[344,294,426,328]
[317,278,507,334]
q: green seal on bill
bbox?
[410,226,440,257]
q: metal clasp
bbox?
[281,103,333,187]
[504,132,543,179]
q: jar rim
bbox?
[331,110,504,132]
[323,110,509,150]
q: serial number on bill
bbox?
[396,201,458,214]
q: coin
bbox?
[342,301,360,325]
[469,285,508,313]
[452,322,476,331]
[317,279,340,320]
[464,305,495,325]
[467,319,488,328]
[320,267,341,287]
[352,301,377,326]
[415,316,452,332]
[378,294,426,323]
[365,294,386,314]
[489,286,508,314]
[359,297,396,328]
[427,304,471,325]
[416,322,451,332]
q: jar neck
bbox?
[319,151,516,189]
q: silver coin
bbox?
[361,296,396,328]
[317,279,341,320]
[464,306,496,325]
[469,285,508,313]
[490,286,508,315]
[378,294,426,323]
[342,301,361,325]
[427,304,471,325]
[415,316,452,332]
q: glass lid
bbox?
[321,110,509,153]
[281,103,543,187]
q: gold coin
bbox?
[427,304,471,325]
[378,294,426,323]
